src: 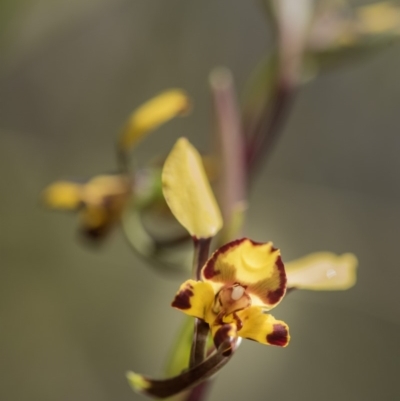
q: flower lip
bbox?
[202,238,287,310]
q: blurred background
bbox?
[1,0,400,400]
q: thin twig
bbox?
[245,80,296,174]
[209,67,247,243]
[189,319,210,368]
[192,237,211,280]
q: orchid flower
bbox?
[172,238,290,355]
[261,0,400,84]
[127,138,290,399]
[127,137,358,400]
[42,174,132,239]
[42,90,190,241]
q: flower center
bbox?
[231,285,245,300]
[213,283,251,317]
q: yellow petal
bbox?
[238,306,290,347]
[119,89,191,152]
[202,238,286,310]
[42,181,83,210]
[162,137,223,238]
[285,252,358,291]
[83,174,130,205]
[171,280,215,321]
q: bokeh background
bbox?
[1,1,400,400]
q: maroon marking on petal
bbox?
[171,287,194,310]
[267,255,287,305]
[213,324,234,356]
[266,323,288,346]
[247,238,267,247]
[202,238,245,279]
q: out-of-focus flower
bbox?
[252,0,400,106]
[43,90,190,241]
[281,0,400,79]
[42,174,132,239]
[243,0,400,171]
[172,238,290,355]
[308,1,400,53]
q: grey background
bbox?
[0,1,399,400]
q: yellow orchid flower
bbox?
[171,238,290,355]
[127,134,360,400]
[43,90,190,241]
[43,174,132,239]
